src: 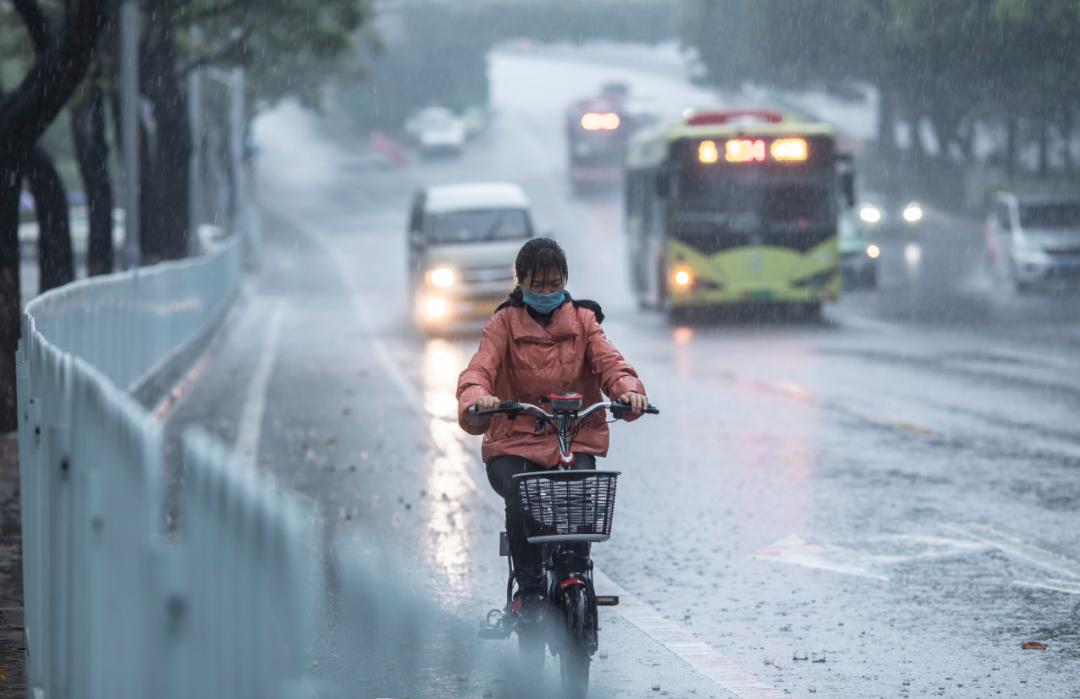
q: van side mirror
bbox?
[655,170,671,199]
[409,229,424,246]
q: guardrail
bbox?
[15,240,317,698]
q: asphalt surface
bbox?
[162,45,1080,698]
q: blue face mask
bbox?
[522,289,567,315]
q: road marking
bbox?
[277,207,780,699]
[756,534,889,581]
[947,523,1080,581]
[983,346,1074,371]
[592,568,785,699]
[833,312,904,336]
[1012,578,1080,595]
[152,349,214,422]
[863,415,943,438]
[234,303,284,469]
[756,534,993,582]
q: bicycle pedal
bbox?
[478,609,512,640]
[595,595,619,606]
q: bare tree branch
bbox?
[176,15,257,76]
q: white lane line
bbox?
[983,346,1074,371]
[278,208,780,699]
[592,568,785,699]
[1013,579,1080,595]
[947,523,1080,581]
[831,312,903,335]
[234,303,285,469]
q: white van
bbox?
[407,183,534,330]
[986,193,1080,291]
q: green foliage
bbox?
[164,0,376,113]
[680,0,1080,192]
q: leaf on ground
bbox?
[1022,641,1047,651]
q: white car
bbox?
[406,183,535,331]
[404,106,466,157]
[986,192,1080,291]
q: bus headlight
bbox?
[902,203,924,224]
[672,267,694,288]
[427,266,456,288]
[859,205,882,224]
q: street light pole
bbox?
[120,0,140,269]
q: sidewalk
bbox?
[0,433,23,697]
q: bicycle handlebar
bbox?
[470,399,659,420]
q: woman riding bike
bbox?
[457,238,648,617]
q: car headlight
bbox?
[427,267,455,288]
[859,205,882,224]
[902,203,924,224]
[866,244,881,259]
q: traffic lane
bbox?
[842,203,1080,354]
[238,206,737,698]
[599,323,1080,696]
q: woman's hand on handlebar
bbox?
[473,395,502,411]
[618,391,648,419]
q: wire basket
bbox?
[512,470,621,544]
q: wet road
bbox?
[164,46,1080,697]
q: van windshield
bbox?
[429,208,531,244]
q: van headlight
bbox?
[427,266,456,288]
[423,297,449,319]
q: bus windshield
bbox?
[675,168,834,232]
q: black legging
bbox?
[486,454,596,594]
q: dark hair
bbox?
[514,238,568,287]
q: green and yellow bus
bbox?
[624,109,854,316]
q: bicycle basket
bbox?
[512,470,621,544]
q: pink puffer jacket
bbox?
[457,301,645,466]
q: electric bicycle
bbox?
[473,393,658,698]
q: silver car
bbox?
[986,193,1080,291]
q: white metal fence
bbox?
[15,240,317,699]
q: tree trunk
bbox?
[72,63,115,276]
[139,11,191,263]
[1005,117,1018,177]
[877,85,896,157]
[1038,119,1050,177]
[0,0,107,431]
[0,163,22,432]
[1062,104,1074,175]
[25,147,74,292]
